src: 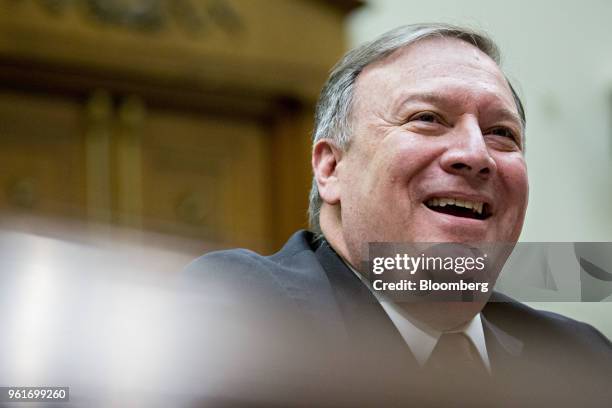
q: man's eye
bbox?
[489,127,515,139]
[410,112,439,123]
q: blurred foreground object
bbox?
[0,215,198,406]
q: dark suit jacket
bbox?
[183,230,612,407]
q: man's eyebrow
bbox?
[396,92,523,128]
[396,92,450,108]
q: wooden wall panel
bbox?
[139,108,273,253]
[0,91,87,218]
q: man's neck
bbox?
[319,206,354,265]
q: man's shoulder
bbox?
[181,230,347,344]
[185,230,318,279]
[182,230,337,306]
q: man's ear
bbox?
[312,139,343,205]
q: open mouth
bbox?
[425,197,491,220]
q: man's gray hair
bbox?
[308,23,526,234]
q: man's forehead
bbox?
[360,36,503,83]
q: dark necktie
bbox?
[420,333,493,405]
[424,332,489,377]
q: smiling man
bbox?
[185,24,611,407]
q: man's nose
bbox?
[439,118,496,180]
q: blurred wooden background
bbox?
[0,0,362,254]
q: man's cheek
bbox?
[496,156,528,182]
[496,162,528,199]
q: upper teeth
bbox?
[426,198,485,215]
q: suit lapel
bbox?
[314,239,419,371]
[481,312,524,379]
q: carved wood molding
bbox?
[0,0,351,101]
[17,0,245,35]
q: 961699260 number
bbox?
[1,387,69,402]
